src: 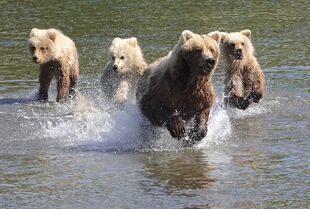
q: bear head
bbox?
[28,28,58,64]
[220,30,254,63]
[179,30,221,76]
[108,37,144,75]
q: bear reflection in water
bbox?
[141,150,214,191]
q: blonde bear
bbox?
[28,28,79,103]
[220,30,265,110]
[101,37,146,105]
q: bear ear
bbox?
[240,29,251,39]
[47,30,57,42]
[220,32,229,43]
[111,37,121,45]
[207,31,221,44]
[30,28,39,37]
[181,30,195,42]
[128,37,138,47]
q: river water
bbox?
[0,1,309,208]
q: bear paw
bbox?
[166,114,186,139]
[188,128,207,142]
[69,88,77,99]
[247,91,262,103]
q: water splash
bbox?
[39,91,234,152]
[197,98,232,149]
[1,86,275,153]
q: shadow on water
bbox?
[0,97,34,105]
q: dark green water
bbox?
[0,1,309,208]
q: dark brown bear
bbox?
[136,30,221,144]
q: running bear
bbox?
[137,30,221,144]
[101,37,146,106]
[28,28,79,102]
[220,30,265,110]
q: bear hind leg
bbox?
[56,74,70,103]
[69,73,78,99]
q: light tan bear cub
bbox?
[101,37,146,105]
[28,28,79,103]
[220,29,265,110]
[136,30,221,145]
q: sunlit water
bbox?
[0,1,309,208]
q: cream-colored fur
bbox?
[28,28,79,102]
[29,28,77,67]
[101,37,146,105]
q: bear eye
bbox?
[40,47,45,51]
[120,56,125,60]
[230,42,235,47]
[112,56,115,60]
[241,42,244,46]
[193,48,202,53]
[30,46,35,51]
[210,48,215,53]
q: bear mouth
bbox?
[234,53,243,60]
[200,59,215,73]
[201,66,213,74]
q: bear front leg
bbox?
[56,73,70,103]
[225,95,250,110]
[247,78,265,103]
[38,68,53,101]
[225,76,249,109]
[246,69,265,103]
[246,91,263,103]
[140,95,185,138]
[166,111,186,139]
[188,108,211,142]
[114,80,129,105]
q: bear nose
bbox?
[205,58,215,68]
[236,48,243,54]
[32,56,38,63]
[112,64,118,71]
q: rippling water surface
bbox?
[0,1,309,208]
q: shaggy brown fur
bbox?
[28,28,79,103]
[221,30,265,110]
[137,30,221,144]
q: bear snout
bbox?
[235,48,243,59]
[206,58,215,68]
[112,64,118,71]
[32,56,39,63]
[201,58,215,71]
